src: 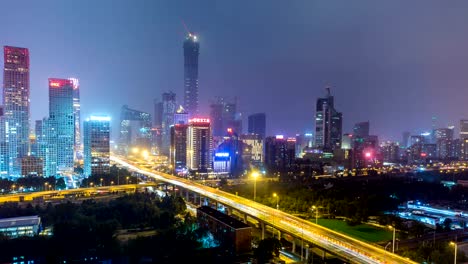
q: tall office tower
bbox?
[3,46,30,175]
[264,135,296,172]
[119,105,152,155]
[240,134,263,166]
[174,105,189,125]
[314,87,342,151]
[35,120,46,163]
[154,99,163,128]
[183,33,200,118]
[353,122,370,138]
[434,127,454,160]
[402,131,411,148]
[460,120,468,160]
[210,97,242,137]
[170,123,188,173]
[187,118,212,172]
[69,78,81,159]
[161,92,176,155]
[84,116,111,177]
[341,133,353,150]
[380,141,400,163]
[248,113,266,139]
[47,79,75,175]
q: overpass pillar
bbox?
[185,189,189,201]
[261,222,265,240]
[292,240,295,253]
[225,207,230,215]
[305,244,309,261]
[243,214,248,224]
[199,195,203,206]
[277,230,281,240]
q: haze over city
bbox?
[2,0,468,140]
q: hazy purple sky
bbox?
[2,1,468,141]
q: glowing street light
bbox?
[11,184,16,192]
[100,178,104,186]
[273,193,279,210]
[252,171,260,201]
[450,241,457,264]
[126,176,129,185]
[142,150,149,160]
[312,205,318,224]
[388,225,396,253]
[110,181,114,186]
[89,182,94,188]
[43,183,48,191]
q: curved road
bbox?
[112,155,417,264]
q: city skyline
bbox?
[2,1,468,141]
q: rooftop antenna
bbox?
[181,20,191,35]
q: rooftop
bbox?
[0,215,41,229]
[197,206,250,230]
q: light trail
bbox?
[112,155,417,264]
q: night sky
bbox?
[2,1,468,142]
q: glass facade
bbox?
[84,116,110,177]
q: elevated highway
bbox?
[112,155,416,264]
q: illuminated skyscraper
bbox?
[187,118,212,172]
[47,78,75,175]
[353,122,369,138]
[183,33,200,118]
[170,123,188,172]
[210,97,242,137]
[314,87,342,152]
[3,46,30,176]
[84,116,110,177]
[69,78,81,159]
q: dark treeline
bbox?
[0,192,229,263]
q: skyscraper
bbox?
[187,118,212,172]
[84,116,110,177]
[353,122,370,138]
[3,46,30,175]
[47,78,75,175]
[314,88,342,151]
[248,113,266,139]
[119,105,152,155]
[170,123,188,173]
[161,92,176,155]
[460,120,468,160]
[183,33,200,118]
[210,97,242,137]
[69,78,81,159]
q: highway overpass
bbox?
[111,155,417,264]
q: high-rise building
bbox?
[264,135,296,172]
[3,46,30,176]
[84,116,111,177]
[21,156,43,177]
[161,92,176,155]
[170,123,188,173]
[402,131,410,148]
[434,127,454,160]
[69,78,81,159]
[210,97,242,137]
[460,120,468,160]
[353,122,369,138]
[153,99,163,128]
[248,113,266,139]
[119,105,152,155]
[341,133,353,150]
[240,134,263,166]
[183,33,200,118]
[47,78,75,175]
[187,118,212,172]
[314,88,342,151]
[380,141,400,163]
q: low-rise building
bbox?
[0,215,41,238]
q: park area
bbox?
[317,219,393,243]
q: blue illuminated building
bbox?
[84,116,111,177]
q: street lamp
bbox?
[450,241,457,264]
[43,183,48,191]
[89,182,94,188]
[100,178,104,186]
[273,193,279,210]
[110,181,114,186]
[11,184,16,192]
[388,225,396,253]
[312,206,319,224]
[252,172,259,201]
[126,176,129,185]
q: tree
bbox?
[254,238,282,264]
[55,178,66,190]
